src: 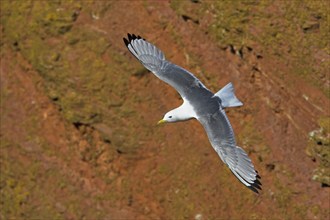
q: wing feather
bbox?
[124,33,261,192]
[123,33,210,99]
[198,109,261,192]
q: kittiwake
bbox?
[123,33,261,193]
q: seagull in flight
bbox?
[123,33,261,193]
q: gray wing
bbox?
[198,109,261,192]
[123,34,211,99]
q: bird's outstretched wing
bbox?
[123,33,211,99]
[198,109,262,193]
[124,33,261,192]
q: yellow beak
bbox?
[157,119,167,125]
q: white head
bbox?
[158,109,181,124]
[157,101,196,125]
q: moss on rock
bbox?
[306,117,330,186]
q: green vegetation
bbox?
[1,0,142,155]
[1,0,329,219]
[306,116,330,186]
[0,1,140,217]
[0,139,62,219]
[171,0,330,97]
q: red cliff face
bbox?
[1,1,329,219]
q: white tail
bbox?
[214,82,243,108]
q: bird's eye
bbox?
[169,116,172,118]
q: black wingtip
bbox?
[127,33,132,41]
[123,33,148,58]
[230,169,262,194]
[123,37,129,47]
[124,33,146,48]
[124,33,135,48]
[128,33,144,40]
[248,173,262,193]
